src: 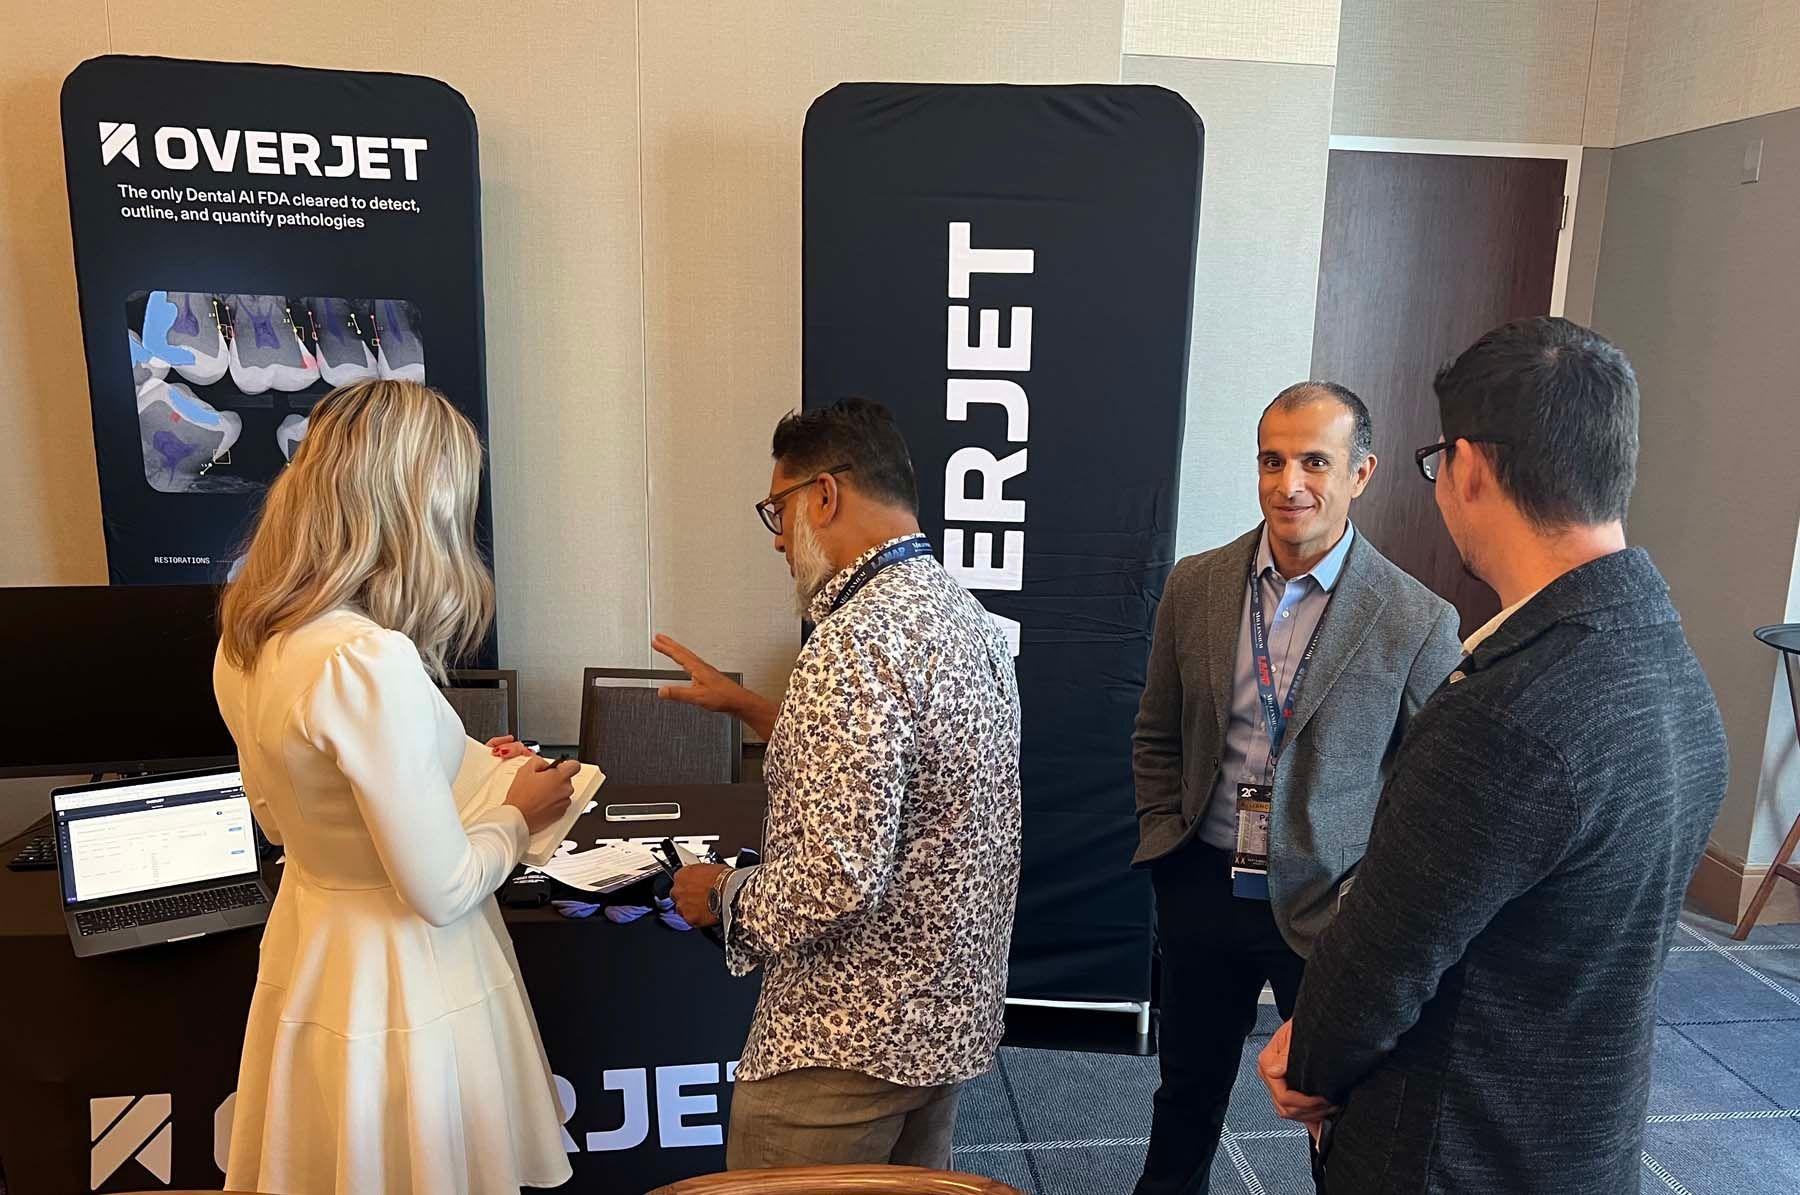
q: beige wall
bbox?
[1332,0,1612,144]
[1585,0,1632,147]
[1328,0,1800,149]
[1615,0,1800,146]
[1118,3,1344,559]
[1124,0,1340,65]
[0,6,110,588]
[1124,53,1336,557]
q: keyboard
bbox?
[7,834,55,871]
[75,883,268,937]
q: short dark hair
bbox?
[1433,316,1638,528]
[771,397,919,512]
[1264,381,1374,466]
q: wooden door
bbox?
[1312,150,1565,634]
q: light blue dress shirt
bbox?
[1198,524,1355,850]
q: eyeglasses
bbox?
[755,464,853,534]
[1415,438,1510,482]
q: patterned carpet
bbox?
[955,912,1800,1194]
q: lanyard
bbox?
[1246,565,1330,771]
[827,535,934,617]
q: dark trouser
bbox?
[1135,842,1306,1195]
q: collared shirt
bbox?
[1446,589,1543,685]
[1200,524,1356,850]
[718,534,1022,1086]
[1461,590,1542,656]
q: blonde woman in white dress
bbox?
[213,379,578,1194]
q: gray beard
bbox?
[790,515,836,620]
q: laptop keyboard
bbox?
[76,883,268,937]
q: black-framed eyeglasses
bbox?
[755,464,853,534]
[1415,438,1510,482]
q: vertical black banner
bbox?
[803,84,1202,1003]
[61,56,490,589]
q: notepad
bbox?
[453,742,605,868]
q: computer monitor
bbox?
[0,585,236,778]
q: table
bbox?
[1736,626,1800,939]
[0,782,767,1195]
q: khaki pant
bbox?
[726,1067,963,1171]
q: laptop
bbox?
[52,765,273,958]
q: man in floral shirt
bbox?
[662,398,1022,1170]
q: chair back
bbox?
[579,668,740,784]
[647,1165,1022,1194]
[440,668,519,742]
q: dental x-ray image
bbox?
[125,291,426,494]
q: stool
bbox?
[1734,624,1800,940]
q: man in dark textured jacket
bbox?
[1257,317,1729,1194]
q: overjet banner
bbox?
[60,56,492,587]
[802,84,1202,1003]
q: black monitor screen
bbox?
[0,585,236,777]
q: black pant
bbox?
[1135,842,1306,1195]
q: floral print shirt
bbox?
[722,535,1023,1086]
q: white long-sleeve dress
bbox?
[212,609,571,1195]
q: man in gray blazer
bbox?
[1133,381,1462,1195]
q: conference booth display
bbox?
[0,57,1203,1194]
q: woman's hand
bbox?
[503,756,580,833]
[486,735,534,759]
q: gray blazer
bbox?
[1132,525,1461,954]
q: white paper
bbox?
[534,841,664,894]
[605,834,720,855]
[453,742,605,867]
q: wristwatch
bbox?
[707,870,732,920]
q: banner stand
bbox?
[803,83,1204,1011]
[62,54,493,634]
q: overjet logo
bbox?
[90,1094,171,1189]
[93,121,427,179]
[99,122,140,167]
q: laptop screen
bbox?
[53,770,257,906]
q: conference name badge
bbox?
[1232,784,1272,900]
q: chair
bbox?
[1734,624,1800,939]
[440,668,519,742]
[647,1165,1022,1194]
[578,668,741,784]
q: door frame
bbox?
[1327,136,1583,318]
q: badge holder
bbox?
[1231,783,1272,900]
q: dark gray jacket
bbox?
[1289,548,1728,1194]
[1133,526,1462,953]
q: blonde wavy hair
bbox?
[219,379,494,680]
